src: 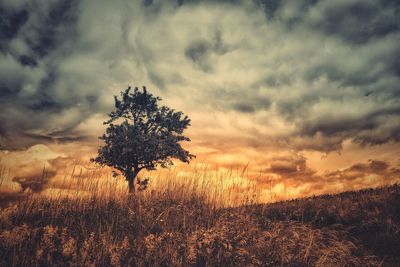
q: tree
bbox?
[92,86,195,193]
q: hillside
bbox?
[0,184,399,266]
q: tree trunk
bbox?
[127,168,140,193]
[128,178,135,193]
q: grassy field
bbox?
[0,181,399,266]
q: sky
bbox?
[1,0,400,200]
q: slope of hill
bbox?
[0,184,399,266]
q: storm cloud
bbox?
[0,0,399,155]
[261,154,400,198]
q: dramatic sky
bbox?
[1,0,400,200]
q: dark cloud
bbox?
[185,40,212,72]
[232,97,271,113]
[18,55,37,67]
[232,103,257,113]
[260,73,292,88]
[307,1,400,44]
[255,0,400,44]
[325,159,399,182]
[176,0,244,6]
[143,0,154,7]
[276,94,320,122]
[23,132,89,144]
[260,156,400,197]
[263,154,318,182]
[9,156,60,193]
[0,0,399,154]
[209,87,272,114]
[295,104,400,147]
[250,0,400,151]
[12,170,55,193]
[0,0,84,149]
[0,7,28,47]
[185,31,231,72]
[255,0,282,19]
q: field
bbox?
[0,180,399,266]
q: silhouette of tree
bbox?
[92,86,195,192]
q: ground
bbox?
[0,184,399,266]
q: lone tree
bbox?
[92,86,195,192]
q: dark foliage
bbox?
[92,86,194,192]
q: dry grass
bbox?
[0,171,399,266]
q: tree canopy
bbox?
[92,86,194,192]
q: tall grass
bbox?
[34,164,262,208]
[1,166,399,266]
